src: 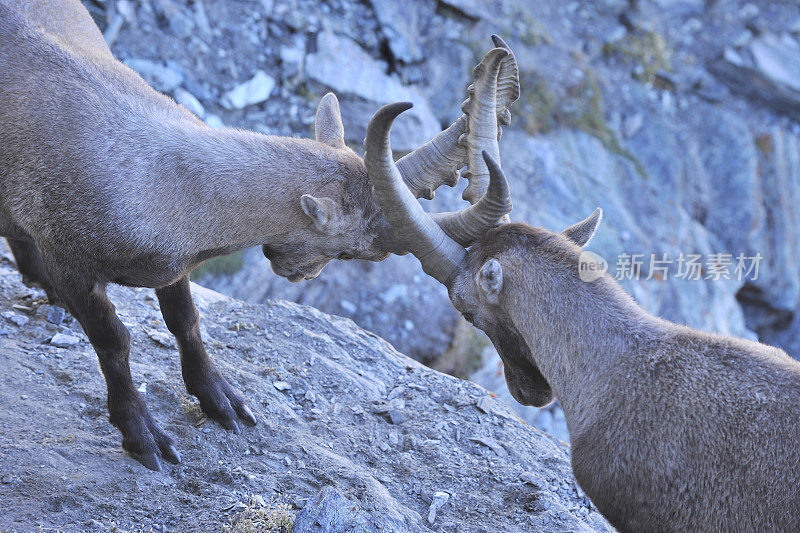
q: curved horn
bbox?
[395,36,520,202]
[432,150,512,246]
[461,47,508,204]
[395,116,466,200]
[365,103,466,283]
[491,35,521,129]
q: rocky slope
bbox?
[79,0,800,439]
[0,250,610,532]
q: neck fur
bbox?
[130,122,342,256]
[502,262,664,436]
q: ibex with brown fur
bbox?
[0,0,517,470]
[366,102,800,530]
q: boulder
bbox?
[305,31,441,152]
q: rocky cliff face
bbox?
[77,0,800,441]
[0,252,610,532]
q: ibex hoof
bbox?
[187,369,257,433]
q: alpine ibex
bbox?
[0,0,519,470]
[365,104,800,530]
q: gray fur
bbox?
[447,215,800,531]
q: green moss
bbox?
[191,250,245,280]
[433,318,490,379]
[223,496,295,533]
[603,30,672,85]
[521,74,558,135]
[561,70,649,179]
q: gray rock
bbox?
[0,251,610,531]
[204,114,225,129]
[44,305,66,325]
[304,31,440,151]
[427,491,449,524]
[124,59,184,92]
[50,332,80,348]
[220,70,276,110]
[437,0,484,19]
[711,33,800,118]
[293,486,376,533]
[368,0,435,63]
[173,87,205,118]
[3,312,28,327]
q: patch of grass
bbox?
[559,69,649,179]
[432,318,490,379]
[191,251,245,280]
[603,30,672,85]
[521,73,558,135]
[223,496,295,533]
[176,389,204,422]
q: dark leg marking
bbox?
[45,267,180,471]
[156,275,256,432]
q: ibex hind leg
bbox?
[6,238,61,304]
[43,263,181,471]
[156,275,256,432]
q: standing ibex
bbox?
[365,101,800,529]
[0,0,519,470]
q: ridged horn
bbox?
[461,47,508,204]
[432,150,512,246]
[394,36,520,202]
[365,103,467,284]
[395,116,466,200]
[491,35,520,129]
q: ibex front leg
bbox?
[156,276,256,433]
[47,270,180,471]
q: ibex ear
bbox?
[562,207,602,247]
[300,194,335,231]
[478,259,504,303]
[315,93,346,148]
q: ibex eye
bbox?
[337,253,354,261]
[462,313,475,324]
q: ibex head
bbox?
[261,92,390,282]
[449,208,602,407]
[264,37,520,283]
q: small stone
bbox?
[173,87,205,118]
[469,436,508,458]
[4,313,29,327]
[50,332,80,348]
[273,381,291,391]
[387,409,406,425]
[520,472,546,489]
[46,305,66,325]
[124,59,184,92]
[339,300,357,314]
[204,114,225,129]
[221,70,276,110]
[475,396,493,414]
[427,491,450,524]
[137,382,147,394]
[623,113,644,138]
[251,494,267,507]
[0,474,12,484]
[147,330,174,348]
